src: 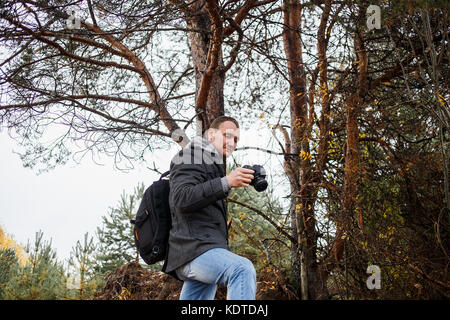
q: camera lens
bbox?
[254,178,268,192]
[243,164,268,192]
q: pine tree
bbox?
[0,248,18,299]
[95,183,145,275]
[0,226,28,266]
[68,232,101,299]
[226,164,290,271]
[2,231,70,299]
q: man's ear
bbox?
[206,128,216,142]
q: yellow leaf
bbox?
[437,94,446,107]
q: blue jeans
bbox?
[176,248,257,300]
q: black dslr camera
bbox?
[243,165,268,192]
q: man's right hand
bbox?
[226,167,255,188]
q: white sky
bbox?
[0,121,288,263]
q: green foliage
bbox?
[1,231,72,300]
[226,164,290,272]
[0,248,18,299]
[68,232,103,299]
[95,183,145,275]
[326,81,449,298]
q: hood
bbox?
[172,136,224,166]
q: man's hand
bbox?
[226,167,255,188]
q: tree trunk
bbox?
[185,1,225,134]
[282,0,335,300]
[282,0,307,299]
[319,5,368,287]
[281,0,327,300]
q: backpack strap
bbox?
[160,170,170,180]
[130,170,170,226]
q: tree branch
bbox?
[228,198,296,244]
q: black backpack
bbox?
[131,171,171,266]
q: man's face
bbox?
[207,121,240,158]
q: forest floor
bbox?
[96,261,297,300]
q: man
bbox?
[164,116,257,300]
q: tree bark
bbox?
[319,5,368,287]
[282,0,337,300]
[185,0,225,134]
[282,0,316,300]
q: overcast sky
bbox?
[0,121,287,263]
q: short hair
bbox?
[209,116,239,129]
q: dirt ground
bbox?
[96,261,297,300]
